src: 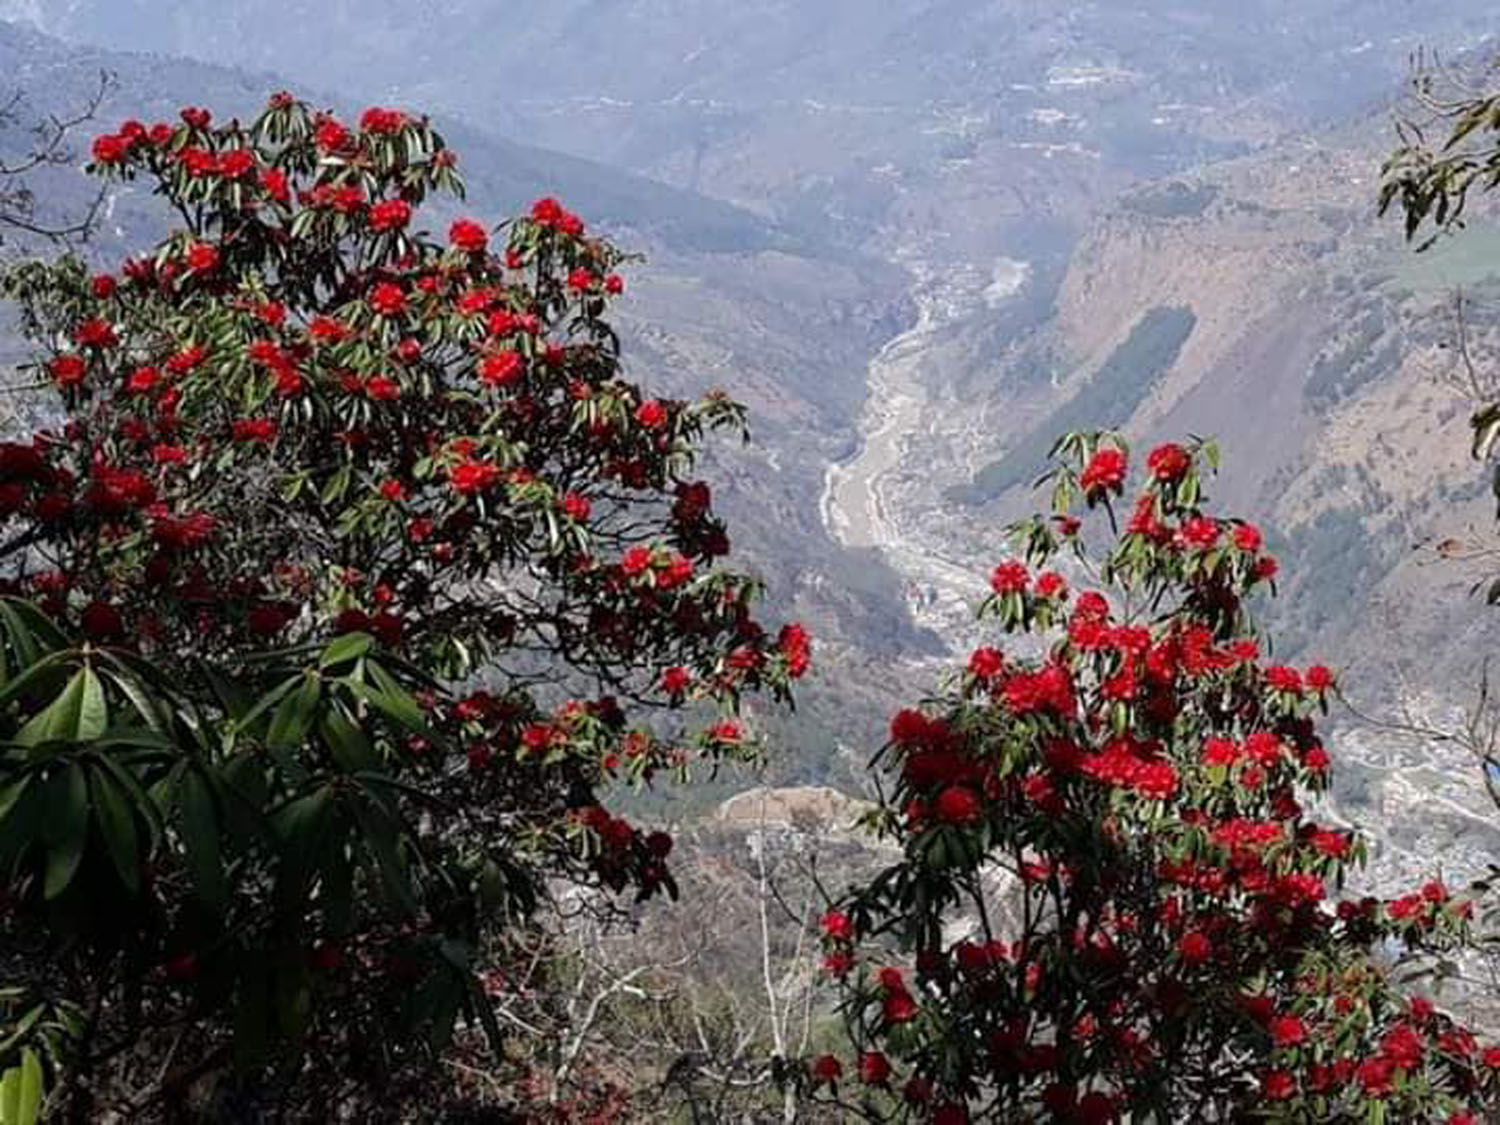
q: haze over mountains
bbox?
[5,2,1500,877]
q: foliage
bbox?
[817,434,1489,1123]
[0,94,808,1118]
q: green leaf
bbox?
[272,786,333,906]
[0,602,45,672]
[272,959,311,1040]
[88,766,139,892]
[0,1006,41,1060]
[0,1064,18,1125]
[13,1049,41,1125]
[15,668,87,748]
[320,705,377,773]
[178,770,226,911]
[0,775,30,830]
[42,766,88,899]
[267,676,322,751]
[233,674,301,735]
[0,652,72,718]
[92,750,165,851]
[77,668,107,741]
[350,796,415,914]
[98,658,171,733]
[318,631,373,670]
[350,666,427,736]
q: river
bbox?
[820,251,1030,643]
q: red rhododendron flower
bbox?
[217,148,255,178]
[1177,931,1212,965]
[480,350,524,387]
[858,1051,891,1085]
[74,319,117,348]
[989,560,1029,595]
[368,281,407,317]
[561,493,591,521]
[365,376,400,401]
[1265,665,1302,694]
[935,785,983,824]
[1035,570,1068,599]
[822,910,855,940]
[882,988,918,1024]
[91,134,128,164]
[660,666,690,697]
[1305,664,1334,692]
[315,118,351,152]
[1270,1015,1306,1046]
[810,1055,842,1085]
[50,355,86,387]
[635,400,668,429]
[185,242,220,272]
[1146,442,1191,481]
[449,218,488,253]
[359,106,407,134]
[125,366,160,395]
[1180,515,1220,549]
[449,461,500,494]
[232,419,277,444]
[80,600,124,639]
[1079,446,1127,494]
[968,646,1004,678]
[1233,522,1263,552]
[369,198,412,231]
[1261,1070,1296,1101]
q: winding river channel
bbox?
[819,252,1030,643]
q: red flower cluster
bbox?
[818,432,1486,1124]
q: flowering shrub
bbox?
[0,95,807,1115]
[816,433,1486,1123]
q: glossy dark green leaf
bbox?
[15,668,87,748]
[350,796,415,914]
[98,658,171,733]
[178,769,226,911]
[88,766,139,892]
[320,705,377,773]
[12,1048,41,1125]
[42,768,88,900]
[362,661,427,734]
[318,631,373,670]
[267,676,321,751]
[233,674,301,735]
[273,786,333,906]
[77,668,107,741]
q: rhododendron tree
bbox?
[0,95,807,1117]
[814,433,1489,1123]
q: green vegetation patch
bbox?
[951,305,1197,504]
